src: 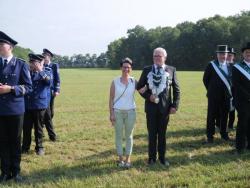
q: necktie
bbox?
[3,59,8,69]
[153,66,162,87]
[157,66,162,74]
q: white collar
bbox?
[154,64,166,70]
[2,55,13,64]
[219,61,227,65]
[244,60,250,67]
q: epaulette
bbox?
[17,58,26,62]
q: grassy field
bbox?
[4,69,250,187]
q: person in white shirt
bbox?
[109,58,138,168]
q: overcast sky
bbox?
[0,0,249,56]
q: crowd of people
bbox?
[0,30,249,183]
[0,31,60,182]
[109,44,250,169]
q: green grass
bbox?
[4,69,250,187]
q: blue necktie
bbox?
[3,59,7,69]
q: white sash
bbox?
[211,61,232,96]
[234,64,250,81]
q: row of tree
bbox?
[14,11,250,70]
[107,11,250,70]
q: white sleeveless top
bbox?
[113,76,136,110]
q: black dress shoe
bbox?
[207,137,214,143]
[36,148,45,155]
[221,134,230,141]
[0,174,12,183]
[159,159,170,167]
[147,158,156,165]
[21,149,29,154]
[13,174,23,182]
[49,136,56,142]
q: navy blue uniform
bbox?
[22,69,51,153]
[0,57,32,177]
[43,62,60,140]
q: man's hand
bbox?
[150,95,156,103]
[0,84,11,94]
[169,107,177,114]
[54,92,60,97]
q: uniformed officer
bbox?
[203,45,232,143]
[227,47,236,130]
[232,42,250,153]
[42,48,60,141]
[22,53,52,155]
[0,31,32,182]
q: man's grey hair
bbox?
[153,47,167,57]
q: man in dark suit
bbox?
[137,47,180,166]
[227,47,236,130]
[203,45,232,143]
[0,31,32,182]
[22,53,52,156]
[42,48,60,141]
[232,42,250,153]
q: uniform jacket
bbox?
[25,69,52,110]
[0,57,32,115]
[46,62,60,93]
[137,65,180,115]
[203,60,232,100]
[232,61,250,111]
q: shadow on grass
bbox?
[17,141,250,186]
[14,128,246,185]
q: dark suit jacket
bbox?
[232,61,250,112]
[203,60,232,101]
[137,65,180,116]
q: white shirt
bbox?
[244,60,250,68]
[2,55,13,65]
[113,76,136,110]
[219,62,228,75]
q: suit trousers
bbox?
[236,110,250,150]
[0,115,23,176]
[228,110,235,129]
[146,110,169,161]
[207,97,229,138]
[22,109,45,151]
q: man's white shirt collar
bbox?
[244,60,250,68]
[2,55,13,64]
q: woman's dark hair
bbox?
[120,57,133,67]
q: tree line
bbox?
[14,11,250,71]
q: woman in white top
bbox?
[109,57,137,168]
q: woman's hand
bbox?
[138,85,147,94]
[110,112,115,126]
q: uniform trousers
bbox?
[44,104,56,140]
[22,109,45,151]
[0,115,23,176]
